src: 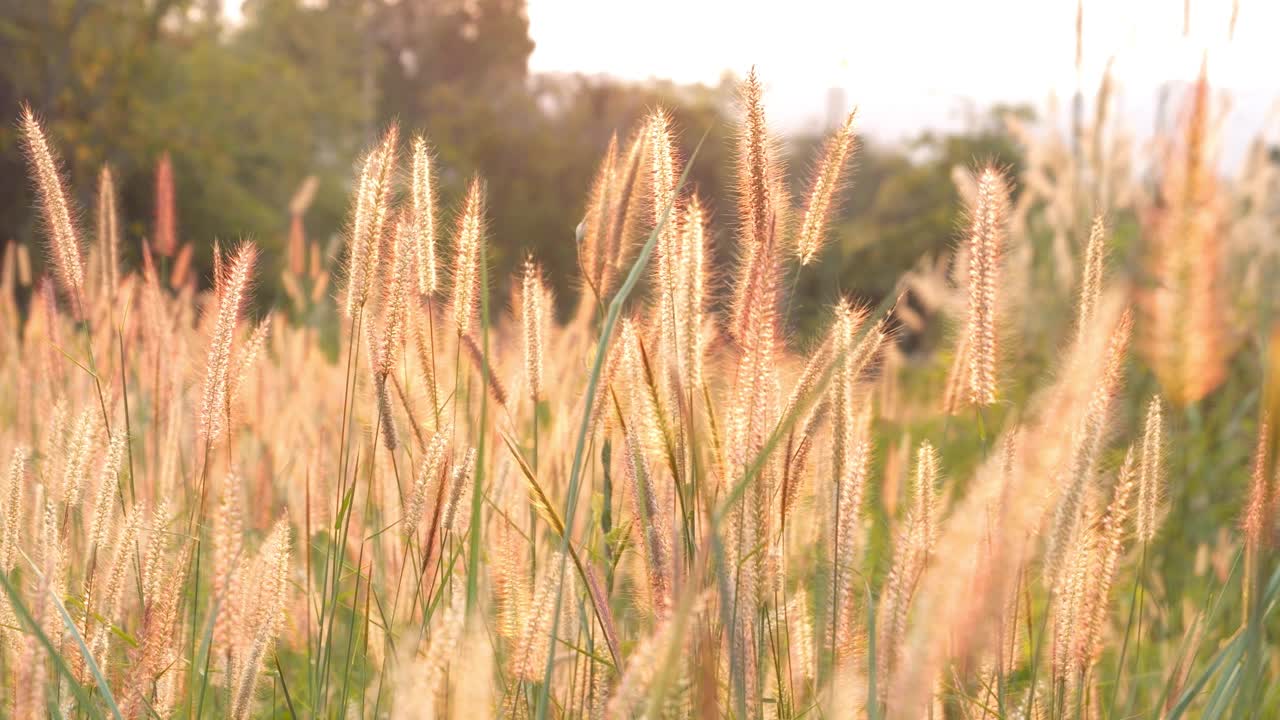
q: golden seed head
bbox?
[404,425,452,537]
[1137,396,1166,542]
[440,448,477,537]
[20,105,84,309]
[200,243,258,443]
[797,109,858,266]
[2,447,28,574]
[88,429,127,553]
[346,126,398,318]
[522,256,547,404]
[962,165,1009,407]
[677,195,707,391]
[1243,418,1272,552]
[376,218,414,377]
[913,440,939,550]
[730,68,784,342]
[411,136,439,296]
[1076,215,1107,345]
[580,134,619,299]
[451,178,486,336]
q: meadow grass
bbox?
[0,63,1278,719]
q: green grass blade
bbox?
[534,129,709,720]
[0,568,106,720]
[44,580,124,720]
[466,217,492,614]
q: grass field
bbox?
[1,63,1278,719]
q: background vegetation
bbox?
[0,0,1027,325]
[3,1,1280,719]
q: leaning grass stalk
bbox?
[464,205,493,619]
[534,130,708,720]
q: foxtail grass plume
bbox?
[230,519,291,720]
[788,589,816,687]
[579,134,619,301]
[648,109,681,367]
[576,128,644,322]
[154,152,177,257]
[797,109,858,265]
[89,505,141,666]
[38,493,65,631]
[142,500,175,604]
[19,105,85,310]
[1076,448,1137,670]
[780,321,835,430]
[678,195,707,390]
[213,475,245,650]
[61,408,98,508]
[521,256,547,405]
[451,178,485,336]
[440,448,477,537]
[373,371,399,451]
[1140,61,1229,406]
[511,561,567,683]
[412,300,441,428]
[411,135,438,296]
[123,506,186,718]
[608,131,648,298]
[1076,215,1106,346]
[96,165,120,299]
[1044,307,1133,585]
[1242,418,1271,556]
[722,76,787,640]
[623,428,673,617]
[1053,520,1091,681]
[829,299,871,657]
[619,318,667,462]
[229,315,271,411]
[200,243,258,443]
[404,425,451,536]
[729,68,782,342]
[376,218,414,377]
[876,440,939,699]
[961,166,1010,407]
[492,498,530,643]
[833,434,872,657]
[1,447,27,574]
[88,429,127,553]
[345,125,398,318]
[1137,396,1166,542]
[912,440,939,550]
[171,242,194,288]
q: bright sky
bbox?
[527,0,1278,159]
[219,0,1277,162]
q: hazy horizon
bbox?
[525,0,1276,166]
[217,0,1277,167]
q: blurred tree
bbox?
[0,0,368,298]
[365,0,734,317]
[1,0,1028,333]
[372,0,533,111]
[0,0,185,254]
